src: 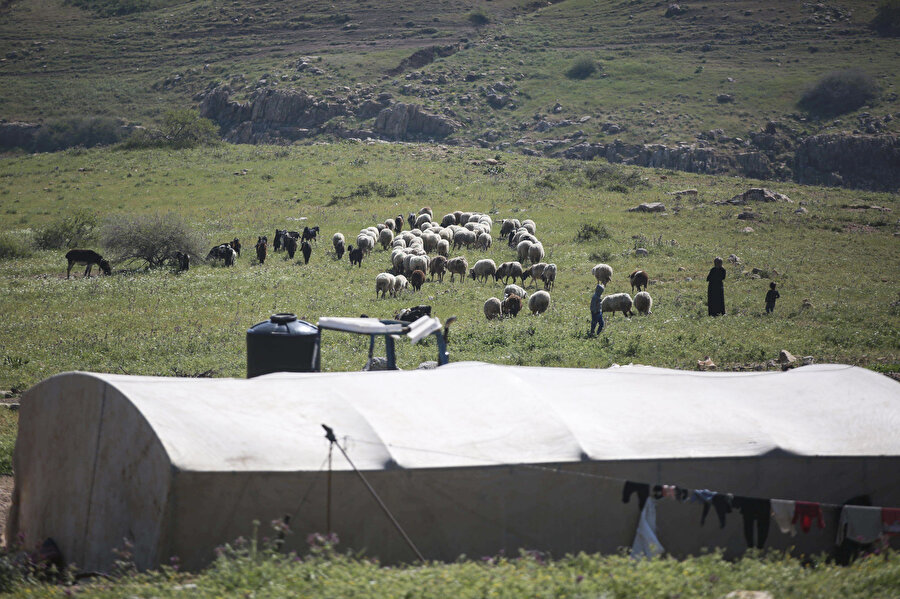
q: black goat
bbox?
[348,244,363,267]
[394,215,404,233]
[273,229,285,252]
[284,235,298,259]
[300,240,312,264]
[302,226,320,244]
[172,251,190,272]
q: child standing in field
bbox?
[765,282,780,314]
[589,283,605,336]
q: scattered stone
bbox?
[665,3,687,17]
[741,226,754,233]
[801,298,813,310]
[635,248,649,256]
[552,102,563,113]
[628,202,667,213]
[727,254,741,264]
[685,277,692,282]
[373,103,460,140]
[801,356,815,366]
[678,266,686,271]
[717,93,735,103]
[750,267,770,278]
[669,188,698,197]
[779,349,797,366]
[724,188,792,205]
[737,212,759,220]
[697,356,716,370]
[724,592,773,599]
[794,206,808,214]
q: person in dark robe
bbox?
[706,257,726,316]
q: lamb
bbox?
[592,263,613,285]
[528,290,551,315]
[483,297,502,320]
[629,270,649,292]
[410,269,426,291]
[429,255,448,282]
[469,259,497,283]
[541,263,557,290]
[516,240,534,263]
[601,293,634,317]
[376,273,396,299]
[495,261,524,284]
[332,233,345,260]
[528,242,545,265]
[501,294,522,318]
[633,291,653,315]
[65,249,112,278]
[379,228,394,250]
[447,256,468,282]
[348,245,363,267]
[393,275,408,296]
[504,284,527,300]
[300,240,312,265]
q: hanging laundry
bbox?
[662,485,677,500]
[732,496,771,549]
[883,508,900,536]
[631,498,665,559]
[622,481,650,510]
[692,489,732,528]
[652,485,664,500]
[792,501,825,533]
[771,499,797,536]
[836,505,883,545]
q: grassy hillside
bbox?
[0,142,897,398]
[1,0,898,146]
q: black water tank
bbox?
[246,313,320,378]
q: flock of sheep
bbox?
[326,207,653,324]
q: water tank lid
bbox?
[247,313,318,336]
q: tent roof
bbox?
[74,363,900,473]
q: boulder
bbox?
[669,188,698,197]
[373,103,460,140]
[779,350,797,365]
[741,226,755,233]
[716,93,735,103]
[628,202,667,213]
[725,188,792,205]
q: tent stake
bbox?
[322,424,425,562]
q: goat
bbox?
[300,240,312,264]
[255,236,268,264]
[273,229,285,252]
[65,249,111,278]
[172,251,190,272]
[395,215,404,233]
[284,235,298,259]
[302,226,320,244]
[396,305,431,322]
[206,244,236,266]
[230,238,241,257]
[348,245,363,267]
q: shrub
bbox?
[0,233,33,260]
[101,213,205,268]
[64,0,180,16]
[583,162,648,191]
[575,222,611,242]
[31,116,127,153]
[798,69,878,117]
[468,10,490,26]
[873,0,900,36]
[34,209,98,250]
[566,57,598,80]
[121,110,219,150]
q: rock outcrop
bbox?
[794,134,900,192]
[373,103,459,140]
[555,141,728,174]
[0,122,40,150]
[386,45,459,76]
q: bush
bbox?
[31,116,127,153]
[64,0,179,16]
[566,57,598,80]
[583,162,648,191]
[468,10,490,26]
[101,213,205,268]
[0,233,33,260]
[33,209,98,250]
[798,69,878,117]
[873,0,900,36]
[575,222,611,242]
[121,110,219,150]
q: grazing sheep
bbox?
[395,215,404,232]
[634,291,653,315]
[528,242,545,265]
[379,228,394,250]
[436,239,450,257]
[447,256,468,282]
[392,237,407,249]
[522,220,536,235]
[356,234,375,255]
[376,273,396,298]
[504,284,527,300]
[418,206,433,218]
[592,263,613,285]
[332,233,345,260]
[453,229,477,250]
[255,237,268,264]
[410,269,426,291]
[501,294,522,318]
[541,263,557,290]
[393,274,408,296]
[283,236,298,259]
[459,212,472,224]
[422,231,441,252]
[528,290,551,315]
[601,293,634,317]
[517,240,534,263]
[300,240,312,265]
[384,219,395,231]
[415,213,432,229]
[495,261,524,284]
[441,213,456,227]
[484,297,502,320]
[476,231,492,250]
[469,259,497,283]
[629,270,649,292]
[429,255,448,282]
[526,262,548,287]
[348,245,363,267]
[406,254,429,277]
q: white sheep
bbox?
[379,228,394,250]
[528,290,551,315]
[384,219,395,231]
[517,239,534,263]
[601,293,634,317]
[528,242,545,264]
[483,297,502,320]
[469,258,497,282]
[453,229,477,250]
[415,213,432,229]
[504,284,527,300]
[393,275,408,296]
[634,291,653,315]
[418,206,433,218]
[592,263,613,285]
[541,263,557,290]
[528,262,548,287]
[406,254,429,276]
[356,234,375,255]
[422,231,441,252]
[437,239,450,257]
[375,273,396,299]
[476,231,492,250]
[459,211,472,224]
[522,219,536,235]
[332,233,345,258]
[447,256,468,282]
[392,237,407,249]
[441,213,456,227]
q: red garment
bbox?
[792,501,824,533]
[883,508,900,536]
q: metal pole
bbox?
[326,440,333,532]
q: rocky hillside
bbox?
[1,0,898,189]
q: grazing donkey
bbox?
[65,249,111,278]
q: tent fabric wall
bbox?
[5,363,900,571]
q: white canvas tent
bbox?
[5,362,900,572]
